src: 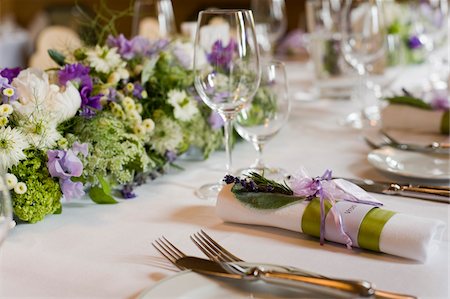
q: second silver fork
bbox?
[190,230,417,299]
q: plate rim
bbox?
[367,146,450,180]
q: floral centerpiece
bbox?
[0,34,224,223]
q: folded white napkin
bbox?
[217,184,445,262]
[381,104,448,134]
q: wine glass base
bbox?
[339,110,380,129]
[194,182,224,200]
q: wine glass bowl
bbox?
[194,9,261,199]
[340,0,386,128]
[234,60,290,177]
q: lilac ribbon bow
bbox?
[290,169,382,249]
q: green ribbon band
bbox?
[301,198,396,252]
[357,208,396,252]
[440,111,449,134]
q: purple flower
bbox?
[47,149,83,180]
[107,88,118,102]
[121,184,136,199]
[207,39,236,70]
[430,90,449,111]
[79,85,103,118]
[0,67,21,83]
[132,83,144,99]
[165,150,177,163]
[61,179,85,199]
[58,63,92,88]
[107,34,135,60]
[72,142,89,157]
[407,35,423,49]
[277,29,308,56]
[208,112,224,130]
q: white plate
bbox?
[367,147,450,180]
[139,266,333,299]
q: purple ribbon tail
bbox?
[319,193,325,246]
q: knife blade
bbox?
[176,256,375,297]
[343,178,450,204]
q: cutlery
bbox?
[152,236,375,298]
[343,178,450,204]
[191,230,417,299]
[380,131,450,155]
[176,256,375,298]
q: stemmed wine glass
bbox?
[413,0,448,86]
[340,0,386,129]
[131,0,177,40]
[193,9,261,199]
[0,174,13,247]
[234,60,290,178]
[251,0,287,58]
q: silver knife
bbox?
[176,256,375,297]
[344,178,450,204]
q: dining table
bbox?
[1,57,449,299]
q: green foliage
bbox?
[237,87,277,126]
[232,183,303,210]
[384,96,432,110]
[72,112,154,186]
[183,113,223,159]
[10,149,62,223]
[48,49,66,66]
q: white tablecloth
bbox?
[1,61,449,299]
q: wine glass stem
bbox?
[252,142,265,169]
[357,65,368,119]
[222,116,234,175]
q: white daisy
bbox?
[20,115,61,150]
[87,46,125,74]
[142,118,155,133]
[0,104,13,116]
[0,126,29,170]
[151,117,183,154]
[167,89,199,121]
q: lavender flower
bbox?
[207,39,236,70]
[0,67,21,83]
[132,83,144,99]
[121,184,136,199]
[407,35,423,50]
[165,150,177,163]
[107,34,134,60]
[58,63,92,88]
[61,180,85,199]
[430,90,449,111]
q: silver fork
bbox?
[152,236,187,270]
[191,230,417,299]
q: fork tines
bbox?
[191,230,243,263]
[152,237,186,270]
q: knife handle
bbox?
[400,186,450,203]
[256,269,375,297]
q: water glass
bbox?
[0,174,12,247]
[132,0,177,40]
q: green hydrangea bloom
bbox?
[10,149,62,223]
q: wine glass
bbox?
[193,9,261,199]
[234,60,290,178]
[413,0,448,87]
[131,0,177,40]
[340,0,386,129]
[251,0,287,58]
[0,174,13,247]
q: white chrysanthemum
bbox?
[87,46,125,74]
[133,124,145,136]
[167,89,199,121]
[5,173,18,190]
[152,117,183,154]
[0,104,13,116]
[142,118,155,133]
[14,182,27,194]
[20,115,61,150]
[0,126,29,170]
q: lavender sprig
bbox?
[223,172,293,195]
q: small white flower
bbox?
[126,83,134,92]
[0,104,13,116]
[118,68,130,80]
[14,182,27,194]
[136,103,143,113]
[5,173,18,190]
[127,110,142,124]
[87,46,125,74]
[133,124,145,135]
[2,88,14,98]
[142,118,155,133]
[167,89,198,121]
[107,72,121,84]
[152,117,183,154]
[20,115,61,150]
[0,126,29,170]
